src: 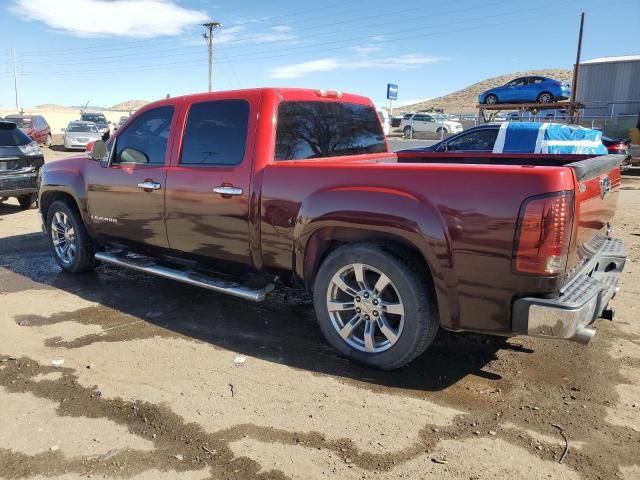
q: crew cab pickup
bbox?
[39,88,626,370]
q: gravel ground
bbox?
[0,142,638,480]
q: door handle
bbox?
[213,185,243,196]
[137,181,161,190]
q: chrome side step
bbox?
[94,251,274,302]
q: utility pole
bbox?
[570,12,584,123]
[202,22,222,92]
[12,48,19,111]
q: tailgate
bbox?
[566,155,623,274]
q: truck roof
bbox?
[140,88,375,112]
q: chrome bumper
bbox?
[513,237,626,344]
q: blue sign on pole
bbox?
[387,83,398,100]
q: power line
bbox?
[17,0,556,68]
[19,0,489,66]
[16,0,379,57]
[19,0,612,77]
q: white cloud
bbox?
[351,45,382,55]
[269,54,444,79]
[269,58,340,79]
[10,0,208,38]
[272,25,291,33]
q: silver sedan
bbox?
[62,121,102,151]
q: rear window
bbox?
[6,117,31,128]
[67,123,98,132]
[0,124,31,146]
[82,114,106,123]
[275,101,386,161]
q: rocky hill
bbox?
[109,100,149,111]
[35,104,72,110]
[398,69,572,113]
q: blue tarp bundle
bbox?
[492,122,608,155]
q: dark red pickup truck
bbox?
[39,88,626,370]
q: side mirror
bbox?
[87,140,108,161]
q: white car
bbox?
[62,121,102,150]
[400,113,463,138]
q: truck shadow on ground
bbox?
[0,231,533,393]
[0,202,29,217]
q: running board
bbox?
[94,251,274,302]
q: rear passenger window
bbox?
[180,100,249,166]
[114,106,173,165]
[275,101,386,160]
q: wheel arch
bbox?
[294,188,458,328]
[40,189,86,230]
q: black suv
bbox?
[0,121,44,209]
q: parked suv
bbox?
[0,121,44,209]
[80,112,110,140]
[400,112,463,138]
[4,114,52,147]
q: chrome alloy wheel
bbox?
[326,263,405,353]
[50,211,76,265]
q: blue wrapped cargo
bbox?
[492,122,608,155]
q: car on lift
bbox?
[479,76,570,105]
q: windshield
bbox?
[6,117,31,128]
[82,114,106,123]
[67,123,98,133]
[0,124,32,146]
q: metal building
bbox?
[577,55,640,135]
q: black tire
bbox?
[537,91,553,104]
[46,200,98,273]
[403,126,413,139]
[46,134,52,148]
[484,94,498,105]
[436,127,448,134]
[17,194,37,210]
[313,243,439,370]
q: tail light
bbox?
[514,191,574,275]
[85,140,95,158]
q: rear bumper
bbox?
[512,237,626,344]
[0,172,39,196]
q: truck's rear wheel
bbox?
[46,200,98,273]
[313,244,438,370]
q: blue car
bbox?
[478,76,570,105]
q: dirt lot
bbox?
[0,145,639,480]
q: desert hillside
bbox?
[398,69,572,113]
[109,100,149,111]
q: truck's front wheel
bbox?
[46,200,98,273]
[313,244,439,370]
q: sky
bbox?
[0,0,638,110]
